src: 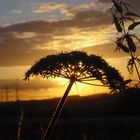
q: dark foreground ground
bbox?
[0,93,140,140]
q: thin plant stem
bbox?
[42,80,75,140]
[130,52,140,80]
[17,106,24,140]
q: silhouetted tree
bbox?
[111,0,140,81]
[24,51,125,140]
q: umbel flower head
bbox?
[24,51,125,140]
[24,51,125,92]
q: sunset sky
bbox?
[0,0,140,101]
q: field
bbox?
[0,94,140,140]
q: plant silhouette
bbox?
[24,51,125,140]
[111,0,140,81]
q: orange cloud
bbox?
[33,2,68,14]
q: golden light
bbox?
[33,27,113,51]
[55,77,110,97]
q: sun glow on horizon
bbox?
[55,77,110,97]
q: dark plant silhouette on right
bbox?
[111,0,140,82]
